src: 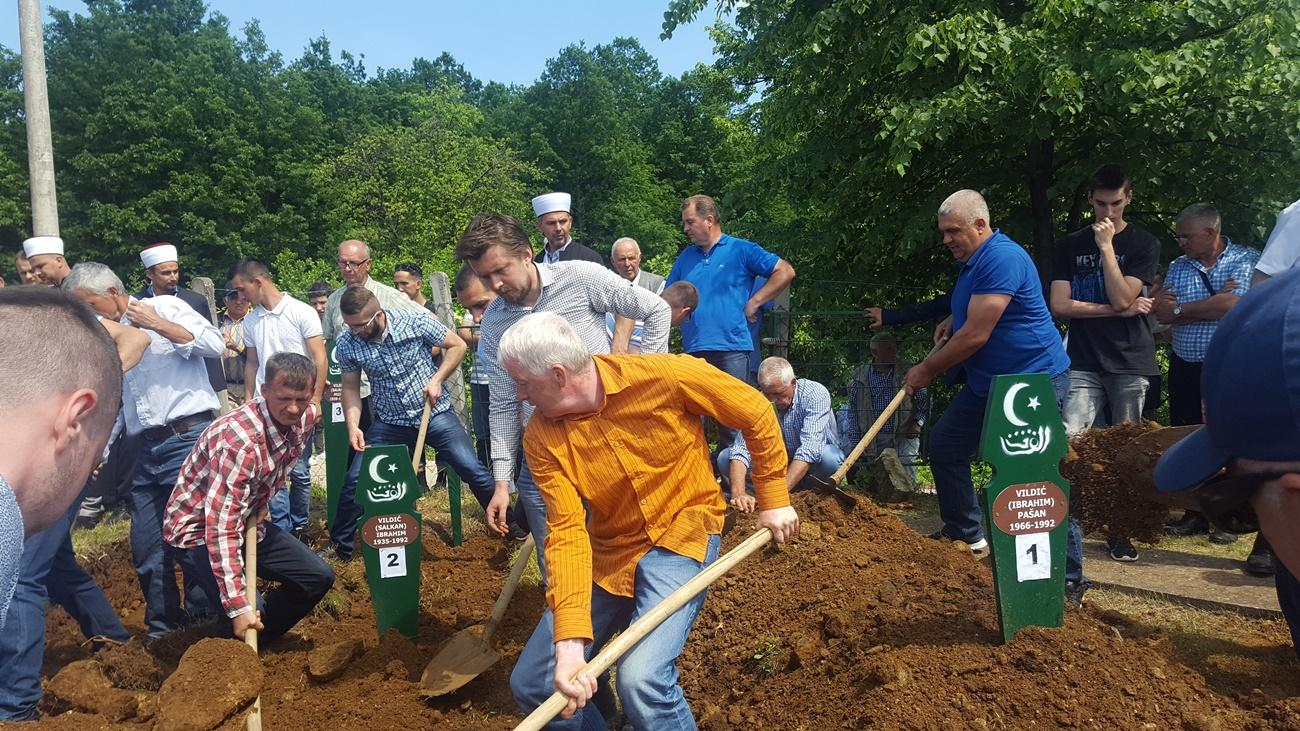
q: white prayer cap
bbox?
[531,192,572,218]
[22,236,64,258]
[140,242,178,269]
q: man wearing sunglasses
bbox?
[1154,266,1300,654]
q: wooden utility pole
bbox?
[18,0,58,236]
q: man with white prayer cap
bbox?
[136,242,229,409]
[531,192,605,266]
[21,236,70,286]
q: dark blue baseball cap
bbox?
[1155,265,1300,492]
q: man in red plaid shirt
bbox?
[164,352,335,642]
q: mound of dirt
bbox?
[1061,421,1171,542]
[25,490,1298,730]
[681,492,1274,730]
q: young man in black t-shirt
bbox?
[1050,165,1160,563]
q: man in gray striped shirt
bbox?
[456,213,671,581]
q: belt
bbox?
[141,411,215,442]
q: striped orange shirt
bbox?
[523,353,790,642]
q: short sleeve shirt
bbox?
[0,473,22,630]
[1164,241,1262,362]
[666,234,779,353]
[1051,225,1160,375]
[242,294,323,394]
[335,308,450,426]
[1257,199,1300,277]
[952,230,1070,396]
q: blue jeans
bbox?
[928,373,1074,547]
[130,418,212,636]
[1060,370,1150,437]
[471,381,491,470]
[271,440,313,532]
[716,442,845,494]
[692,351,752,454]
[515,457,549,584]
[1276,554,1300,658]
[510,534,721,730]
[331,413,500,558]
[0,503,128,719]
[176,523,334,644]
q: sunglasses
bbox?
[1187,469,1292,534]
[346,309,382,332]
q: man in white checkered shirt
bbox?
[719,356,843,512]
[1154,203,1261,427]
[455,213,671,583]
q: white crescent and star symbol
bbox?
[1002,382,1030,426]
[368,454,391,483]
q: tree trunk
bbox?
[1025,139,1056,279]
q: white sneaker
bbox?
[968,537,988,551]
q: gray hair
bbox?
[938,189,990,226]
[611,237,641,256]
[870,332,897,347]
[498,312,593,378]
[339,239,371,260]
[1176,203,1221,231]
[62,262,125,296]
[757,356,796,388]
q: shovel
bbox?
[419,533,536,696]
[513,528,773,731]
[243,521,263,731]
[412,400,431,477]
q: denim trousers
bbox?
[130,418,212,636]
[927,373,1084,582]
[330,412,500,558]
[471,381,491,470]
[1060,370,1150,437]
[0,503,128,719]
[270,439,313,532]
[715,442,845,494]
[691,350,752,455]
[176,523,335,644]
[509,535,721,730]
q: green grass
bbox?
[71,514,132,561]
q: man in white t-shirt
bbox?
[1254,198,1300,285]
[229,259,327,539]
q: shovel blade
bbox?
[419,627,502,697]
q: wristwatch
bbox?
[1172,304,1183,317]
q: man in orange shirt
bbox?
[501,312,800,729]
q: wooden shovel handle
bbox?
[482,534,535,644]
[411,400,432,474]
[829,336,948,485]
[244,521,263,731]
[513,529,773,731]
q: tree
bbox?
[664,0,1300,305]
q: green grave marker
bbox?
[356,443,423,638]
[979,373,1070,643]
[323,339,350,528]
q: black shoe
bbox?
[1065,580,1092,610]
[290,527,308,543]
[315,545,352,562]
[1246,547,1276,576]
[1164,512,1209,536]
[1107,537,1139,562]
[1209,529,1239,545]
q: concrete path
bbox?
[897,513,1279,616]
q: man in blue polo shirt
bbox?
[667,194,796,452]
[906,190,1071,557]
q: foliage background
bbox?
[2,0,1298,400]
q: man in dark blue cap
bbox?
[1154,265,1300,654]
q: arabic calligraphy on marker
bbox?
[999,425,1052,456]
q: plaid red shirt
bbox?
[163,399,318,618]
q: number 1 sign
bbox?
[979,373,1071,642]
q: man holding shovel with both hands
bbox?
[502,312,800,730]
[163,353,334,642]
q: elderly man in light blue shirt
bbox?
[65,262,226,637]
[719,356,844,511]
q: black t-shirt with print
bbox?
[1051,224,1160,375]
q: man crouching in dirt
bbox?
[502,312,800,729]
[1155,266,1300,656]
[163,352,334,643]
